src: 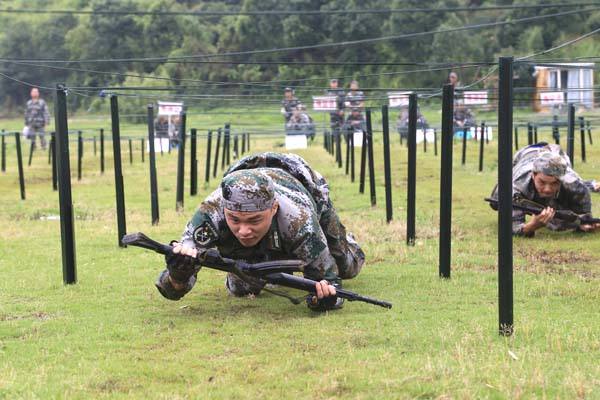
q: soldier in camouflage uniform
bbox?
[491,143,600,237]
[280,87,299,123]
[156,152,365,311]
[345,80,365,110]
[24,88,50,149]
[326,79,345,134]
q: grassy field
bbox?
[1,105,599,399]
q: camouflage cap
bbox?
[532,151,567,179]
[221,169,275,212]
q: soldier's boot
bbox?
[225,273,265,297]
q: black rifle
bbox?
[122,232,392,309]
[485,197,600,226]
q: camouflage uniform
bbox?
[24,98,50,149]
[491,143,595,237]
[345,90,365,110]
[325,88,345,132]
[286,112,311,130]
[156,152,365,299]
[281,97,300,122]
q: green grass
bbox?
[1,106,599,399]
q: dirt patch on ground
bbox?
[518,248,593,266]
[517,249,598,279]
[0,312,52,321]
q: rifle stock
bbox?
[122,232,392,309]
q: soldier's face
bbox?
[224,202,278,247]
[31,88,39,100]
[532,172,561,198]
[330,81,338,89]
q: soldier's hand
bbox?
[315,280,336,299]
[531,207,555,227]
[579,222,600,232]
[165,242,199,284]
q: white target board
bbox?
[157,101,183,116]
[146,138,170,153]
[463,91,488,105]
[285,134,308,150]
[312,96,337,111]
[416,129,435,143]
[353,130,363,147]
[539,91,565,106]
[388,92,411,108]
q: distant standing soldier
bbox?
[24,88,50,150]
[326,79,345,133]
[345,80,365,110]
[280,87,299,122]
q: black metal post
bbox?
[93,135,97,156]
[382,105,393,223]
[48,139,52,165]
[128,138,133,165]
[1,133,5,172]
[55,85,76,284]
[233,134,239,160]
[586,120,593,145]
[213,128,221,178]
[176,111,186,211]
[527,122,533,145]
[110,95,127,247]
[406,94,417,245]
[579,117,586,162]
[242,132,246,154]
[147,105,159,225]
[100,128,105,174]
[439,84,454,279]
[28,140,34,166]
[423,128,427,153]
[345,131,350,175]
[350,131,355,182]
[77,130,82,181]
[514,127,519,150]
[141,138,145,162]
[247,133,250,152]
[205,130,212,184]
[336,132,342,168]
[51,132,57,191]
[224,123,231,167]
[497,56,514,336]
[533,124,538,143]
[15,132,25,200]
[552,115,560,145]
[366,110,376,206]
[461,127,467,165]
[567,104,575,166]
[359,130,367,193]
[434,128,438,156]
[190,128,197,196]
[478,122,485,172]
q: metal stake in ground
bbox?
[382,105,393,223]
[1,133,5,172]
[110,95,127,247]
[54,85,76,284]
[527,122,533,145]
[359,129,367,194]
[15,132,25,200]
[100,128,105,174]
[586,120,593,145]
[366,110,377,206]
[439,83,454,279]
[514,126,519,150]
[147,104,159,225]
[533,124,538,143]
[567,104,575,167]
[407,93,417,245]
[190,128,198,196]
[205,130,212,184]
[93,135,97,156]
[242,132,246,154]
[128,138,133,165]
[479,121,486,172]
[247,133,250,152]
[213,128,221,178]
[77,131,82,181]
[350,131,355,182]
[233,134,239,160]
[497,56,514,336]
[434,128,438,156]
[176,111,186,211]
[345,131,350,175]
[51,132,57,191]
[141,138,145,163]
[336,131,342,168]
[28,140,34,167]
[579,117,586,162]
[461,127,467,165]
[552,115,560,145]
